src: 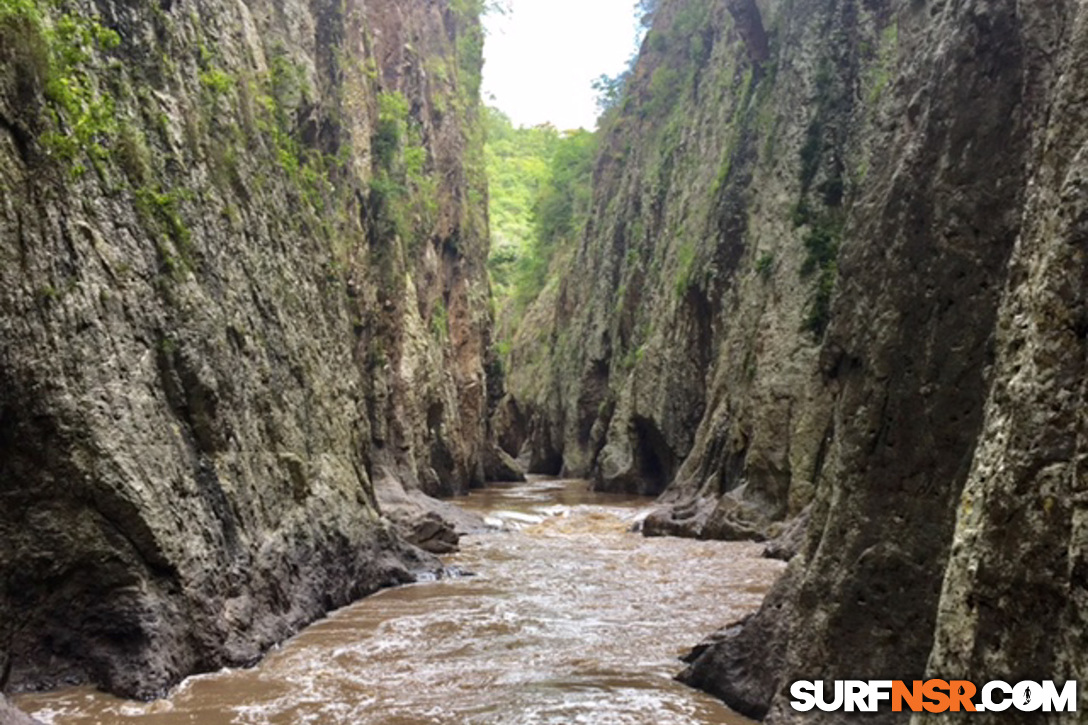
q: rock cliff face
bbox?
[918,3,1087,718]
[501,0,888,537]
[0,0,492,699]
[500,0,1086,721]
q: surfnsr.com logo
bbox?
[790,680,1078,713]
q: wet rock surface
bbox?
[679,570,797,721]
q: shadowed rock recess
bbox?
[496,0,1087,722]
[0,0,501,700]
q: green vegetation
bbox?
[199,66,232,96]
[620,343,646,371]
[864,21,898,107]
[756,251,775,279]
[373,91,411,170]
[790,52,855,337]
[636,0,714,121]
[794,205,844,336]
[251,48,340,209]
[485,107,596,315]
[644,65,683,118]
[135,186,193,276]
[451,0,484,103]
[431,299,449,341]
[674,239,697,297]
[115,122,151,183]
[592,72,628,116]
[486,107,558,278]
[799,61,836,192]
[368,90,436,249]
[0,0,50,82]
[533,127,596,249]
[0,0,121,173]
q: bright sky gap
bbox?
[481,0,644,131]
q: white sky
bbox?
[481,0,641,131]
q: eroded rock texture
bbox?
[0,0,493,699]
[500,0,1086,720]
[676,0,1085,722]
[916,4,1088,722]
[501,0,886,537]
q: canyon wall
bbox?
[683,1,1086,721]
[500,0,1085,720]
[502,0,895,538]
[0,0,493,699]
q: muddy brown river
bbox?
[17,478,784,724]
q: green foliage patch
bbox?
[756,251,775,279]
[794,205,843,336]
[485,107,596,316]
[674,239,697,297]
[864,21,898,107]
[0,0,122,172]
[135,186,193,277]
[367,90,436,250]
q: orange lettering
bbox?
[923,679,950,713]
[949,680,977,712]
[893,680,924,712]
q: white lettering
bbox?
[845,680,869,711]
[983,681,1013,712]
[868,680,893,711]
[816,680,844,712]
[787,678,1078,714]
[1041,680,1077,713]
[1014,681,1043,712]
[790,681,817,712]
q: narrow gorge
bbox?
[1,0,1085,722]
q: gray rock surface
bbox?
[500,0,864,533]
[499,0,1087,720]
[673,0,1087,722]
[915,4,1088,722]
[482,442,527,483]
[0,0,492,700]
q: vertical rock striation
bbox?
[0,0,492,699]
[501,0,893,538]
[500,0,1086,720]
[681,0,1056,717]
[916,4,1088,721]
